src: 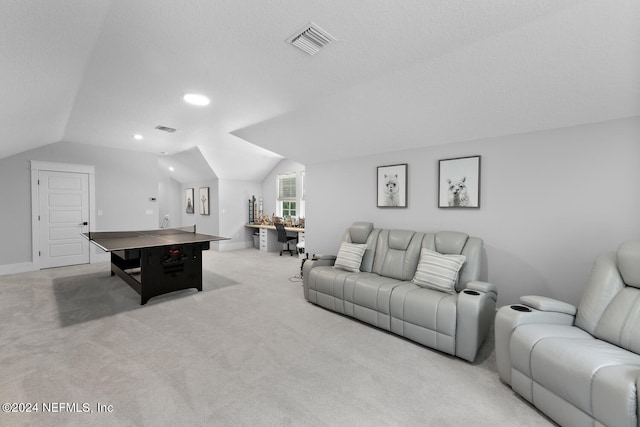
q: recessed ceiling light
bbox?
[133,134,144,140]
[183,93,210,106]
[168,166,174,172]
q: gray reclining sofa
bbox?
[302,222,497,362]
[495,240,640,427]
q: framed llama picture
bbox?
[438,155,481,208]
[377,163,408,208]
[185,188,195,214]
[199,187,210,215]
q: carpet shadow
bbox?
[53,270,238,327]
[202,269,239,290]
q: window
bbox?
[281,200,296,218]
[277,173,297,218]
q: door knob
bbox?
[80,222,88,226]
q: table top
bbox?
[84,226,228,252]
[244,223,305,232]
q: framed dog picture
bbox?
[438,156,481,208]
[377,163,408,208]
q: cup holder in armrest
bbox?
[510,305,532,312]
[463,290,480,296]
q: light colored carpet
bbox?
[0,249,553,426]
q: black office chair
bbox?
[275,222,297,256]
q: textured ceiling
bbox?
[1,0,639,179]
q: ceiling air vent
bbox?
[155,125,177,133]
[286,22,336,56]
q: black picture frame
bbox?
[199,187,210,215]
[185,188,194,214]
[438,155,481,208]
[377,163,408,208]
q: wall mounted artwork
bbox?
[438,155,481,208]
[377,163,407,208]
[199,187,210,215]
[185,188,194,214]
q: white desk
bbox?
[245,224,305,253]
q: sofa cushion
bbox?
[509,322,640,423]
[344,274,403,314]
[510,324,593,382]
[412,248,465,294]
[372,230,424,281]
[342,274,405,330]
[575,251,625,335]
[346,222,374,244]
[389,283,458,355]
[530,334,640,421]
[334,242,367,272]
[594,287,640,354]
[307,266,358,313]
[435,231,468,255]
[591,364,640,427]
[618,240,640,288]
[575,242,640,354]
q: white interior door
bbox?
[38,170,90,268]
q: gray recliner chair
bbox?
[494,240,640,427]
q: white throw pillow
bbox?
[412,248,466,294]
[334,242,367,272]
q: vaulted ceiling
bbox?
[2,1,639,181]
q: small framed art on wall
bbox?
[438,156,481,208]
[199,187,210,215]
[185,188,195,214]
[377,163,408,208]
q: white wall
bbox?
[305,117,640,307]
[180,180,220,236]
[218,179,262,251]
[159,160,258,251]
[158,175,182,228]
[0,141,160,270]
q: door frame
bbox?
[30,160,96,270]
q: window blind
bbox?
[277,173,296,200]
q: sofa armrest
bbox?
[466,280,497,299]
[455,281,497,362]
[519,295,576,316]
[302,255,337,301]
[494,300,576,384]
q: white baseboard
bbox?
[0,253,109,276]
[0,262,35,276]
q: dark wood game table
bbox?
[84,226,228,304]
